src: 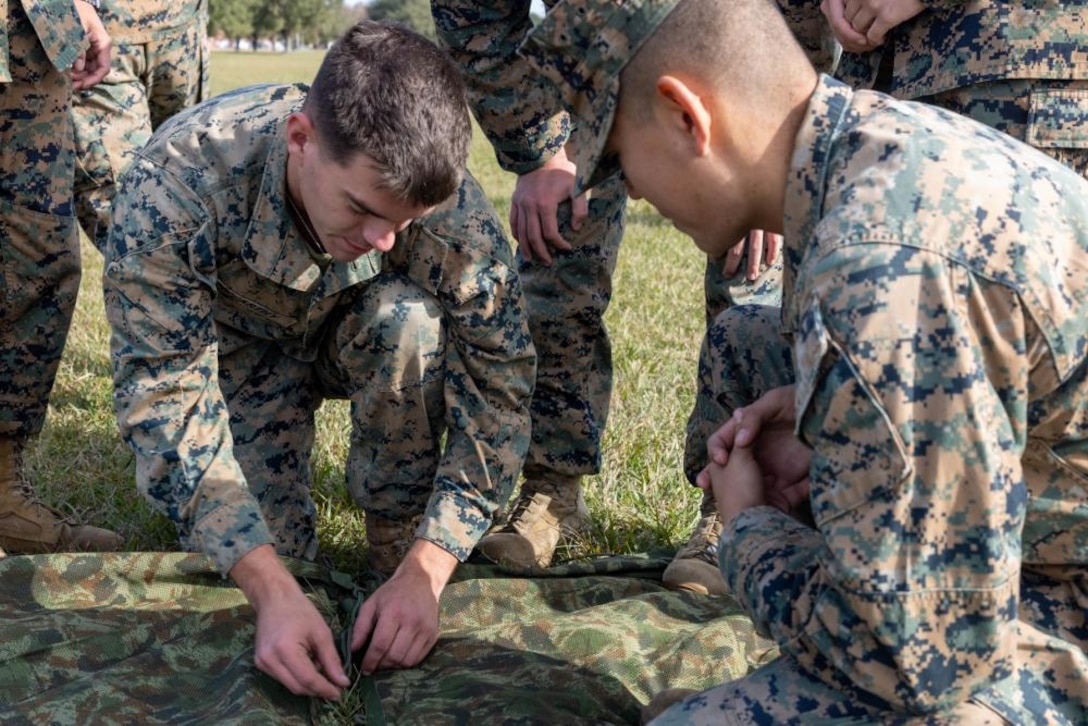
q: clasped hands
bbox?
[696,385,813,527]
[820,0,925,53]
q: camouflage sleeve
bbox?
[774,0,838,73]
[13,0,85,74]
[720,244,1023,713]
[431,0,571,174]
[103,157,274,575]
[387,174,536,559]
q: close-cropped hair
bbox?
[304,20,471,206]
[621,0,808,116]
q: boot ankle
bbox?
[662,509,726,596]
[366,514,419,576]
[0,436,123,554]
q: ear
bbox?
[654,75,713,156]
[285,111,316,157]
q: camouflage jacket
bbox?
[104,84,535,574]
[721,76,1088,716]
[432,0,569,175]
[781,0,1088,97]
[97,0,207,43]
[1,0,84,82]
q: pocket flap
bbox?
[1028,89,1088,149]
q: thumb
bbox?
[569,192,588,230]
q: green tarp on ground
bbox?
[0,551,776,725]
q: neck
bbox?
[736,74,818,234]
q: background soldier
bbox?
[1,0,121,555]
[432,0,781,595]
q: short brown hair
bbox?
[304,21,471,206]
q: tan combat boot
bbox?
[365,513,422,577]
[0,436,124,554]
[662,495,727,596]
[475,474,591,568]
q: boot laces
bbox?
[499,492,551,533]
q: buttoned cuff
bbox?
[191,498,276,575]
[417,491,491,562]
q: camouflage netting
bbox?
[0,551,777,725]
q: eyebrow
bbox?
[345,191,391,221]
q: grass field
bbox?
[28,49,711,572]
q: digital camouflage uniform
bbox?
[103,84,535,574]
[1,0,85,440]
[656,75,1088,726]
[524,2,1088,722]
[72,0,209,249]
[431,0,782,484]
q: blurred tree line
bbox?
[208,0,437,51]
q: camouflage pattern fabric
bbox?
[104,84,534,574]
[0,551,776,725]
[775,1,1088,177]
[658,77,1088,723]
[0,0,84,82]
[72,0,210,248]
[0,1,83,439]
[780,0,1088,100]
[919,78,1088,178]
[432,0,781,480]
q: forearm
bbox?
[230,543,304,608]
[114,348,274,572]
[426,351,533,557]
[432,0,570,173]
[395,538,459,594]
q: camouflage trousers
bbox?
[0,5,80,439]
[72,14,209,249]
[192,274,451,561]
[668,305,1088,724]
[922,78,1088,180]
[520,174,782,480]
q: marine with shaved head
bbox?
[525,0,1088,723]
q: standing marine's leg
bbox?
[663,257,784,596]
[319,273,449,576]
[0,4,120,553]
[144,2,209,131]
[72,0,210,251]
[476,174,626,568]
[71,39,152,250]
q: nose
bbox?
[363,220,398,252]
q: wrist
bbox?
[229,544,301,610]
[76,0,100,9]
[395,539,458,597]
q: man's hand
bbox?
[704,441,765,525]
[697,385,811,521]
[72,0,111,90]
[510,147,588,265]
[351,539,458,675]
[722,229,782,281]
[231,545,350,701]
[821,0,925,52]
